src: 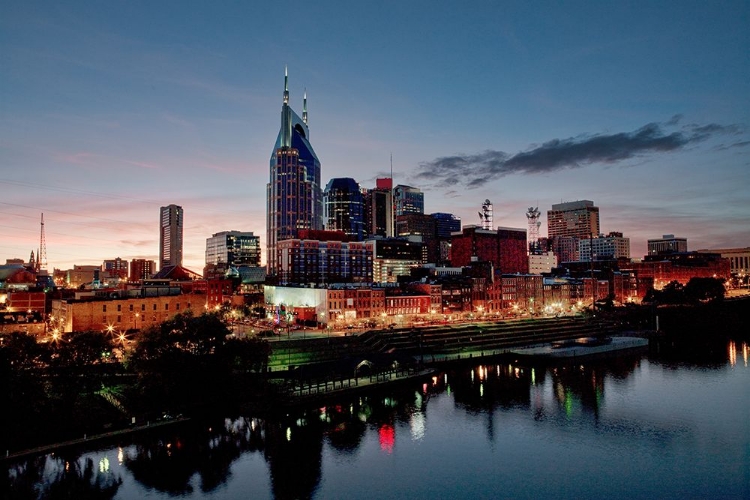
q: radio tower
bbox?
[526,207,541,254]
[38,213,47,272]
[478,199,493,230]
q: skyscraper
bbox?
[159,204,183,270]
[364,178,393,238]
[547,200,600,263]
[393,184,424,216]
[267,68,323,275]
[324,178,365,240]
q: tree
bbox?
[684,277,726,303]
[127,311,269,412]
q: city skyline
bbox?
[2,2,749,272]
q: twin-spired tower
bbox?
[266,69,323,274]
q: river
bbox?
[4,336,749,499]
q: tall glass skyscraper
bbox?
[159,204,183,270]
[267,69,323,274]
[393,184,424,216]
[324,177,365,240]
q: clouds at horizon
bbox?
[415,118,745,189]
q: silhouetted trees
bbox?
[126,311,270,413]
[644,277,725,305]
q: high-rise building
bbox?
[393,184,424,216]
[364,178,393,238]
[547,200,600,263]
[205,231,261,268]
[130,259,156,281]
[159,204,183,270]
[324,178,365,241]
[647,234,687,256]
[431,212,461,239]
[267,69,323,275]
[395,213,437,263]
[578,232,631,261]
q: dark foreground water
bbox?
[5,338,749,499]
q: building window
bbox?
[129,304,133,312]
[176,303,180,310]
[141,304,146,311]
[165,304,169,311]
[153,304,157,311]
[117,304,121,312]
[103,305,107,312]
[117,315,121,322]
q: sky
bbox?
[1,1,749,273]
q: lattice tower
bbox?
[38,212,47,271]
[478,199,493,230]
[526,207,541,252]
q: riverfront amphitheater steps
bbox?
[267,316,617,371]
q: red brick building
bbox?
[451,225,528,274]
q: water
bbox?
[5,339,749,499]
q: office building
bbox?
[579,232,631,261]
[130,259,156,281]
[393,184,424,216]
[324,178,365,240]
[647,234,687,256]
[159,204,183,270]
[205,231,261,270]
[450,225,529,275]
[547,200,600,263]
[267,68,323,274]
[364,178,393,238]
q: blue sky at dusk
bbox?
[2,1,748,272]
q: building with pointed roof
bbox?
[267,68,323,276]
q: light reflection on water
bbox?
[5,340,749,500]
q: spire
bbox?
[303,88,308,124]
[283,65,289,105]
[280,67,292,147]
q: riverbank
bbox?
[2,417,191,463]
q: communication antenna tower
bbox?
[38,212,48,271]
[478,199,493,230]
[526,207,541,253]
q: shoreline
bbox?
[2,417,191,463]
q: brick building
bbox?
[450,225,528,274]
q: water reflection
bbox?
[4,337,748,499]
[5,453,122,499]
[122,416,265,495]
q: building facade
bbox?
[276,238,374,285]
[547,200,600,263]
[648,234,688,256]
[267,69,323,275]
[370,238,423,283]
[102,258,129,280]
[324,177,365,240]
[578,232,631,261]
[205,231,261,269]
[364,178,394,238]
[130,259,156,282]
[393,184,424,216]
[695,247,750,276]
[450,225,529,275]
[529,251,558,275]
[159,204,183,270]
